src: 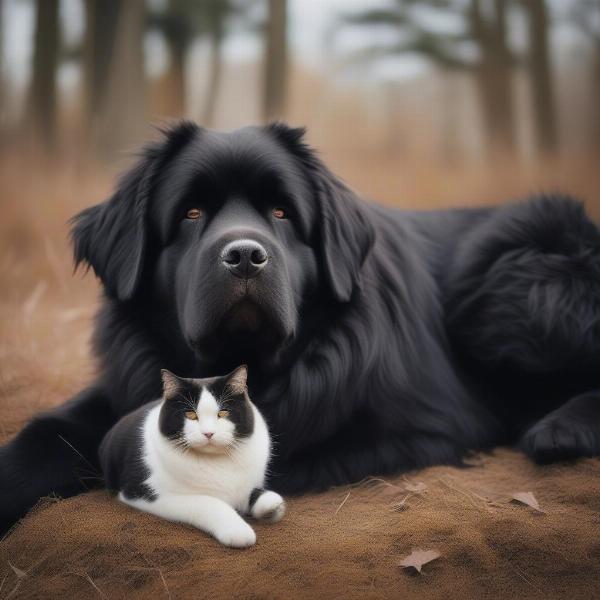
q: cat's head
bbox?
[158,365,254,454]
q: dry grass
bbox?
[0,156,109,442]
[1,141,600,599]
[1,449,599,599]
[1,144,600,443]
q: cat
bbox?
[99,365,285,548]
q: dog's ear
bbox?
[267,122,375,302]
[313,164,376,302]
[71,160,150,301]
[71,121,199,301]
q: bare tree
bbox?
[202,2,228,126]
[149,0,195,117]
[469,0,516,156]
[263,0,288,121]
[571,0,600,150]
[150,0,241,125]
[341,0,518,158]
[29,0,60,151]
[82,0,121,142]
[0,0,4,128]
[97,0,147,155]
[523,0,558,154]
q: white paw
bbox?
[251,491,286,523]
[214,520,256,548]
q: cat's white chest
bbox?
[142,404,270,511]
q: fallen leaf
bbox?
[511,492,544,513]
[399,549,441,573]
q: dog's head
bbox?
[72,122,374,364]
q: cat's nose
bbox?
[204,432,214,439]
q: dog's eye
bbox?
[217,410,230,418]
[185,410,198,420]
[185,208,203,220]
[272,208,287,219]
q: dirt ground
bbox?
[1,450,599,599]
[1,155,600,599]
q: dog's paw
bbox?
[214,520,256,548]
[520,416,597,464]
[251,491,286,523]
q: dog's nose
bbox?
[221,240,268,279]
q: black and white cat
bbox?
[99,365,285,548]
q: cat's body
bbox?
[99,366,285,548]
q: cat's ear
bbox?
[161,369,184,400]
[225,365,248,396]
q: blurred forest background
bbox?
[1,0,600,437]
[1,0,600,185]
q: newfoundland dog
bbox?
[2,122,600,531]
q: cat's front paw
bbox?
[251,490,286,523]
[214,520,256,548]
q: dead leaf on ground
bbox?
[511,492,545,513]
[398,549,441,573]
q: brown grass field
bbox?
[1,144,600,599]
[1,145,600,446]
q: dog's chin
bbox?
[189,300,294,365]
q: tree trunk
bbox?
[97,0,147,156]
[469,0,516,158]
[161,0,189,119]
[202,29,224,126]
[169,40,187,118]
[263,0,288,121]
[592,48,600,151]
[0,0,4,129]
[29,0,60,151]
[83,0,122,154]
[525,0,558,155]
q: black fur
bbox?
[249,488,264,510]
[2,121,600,532]
[99,401,159,501]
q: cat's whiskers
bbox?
[171,435,191,454]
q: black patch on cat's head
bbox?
[158,370,199,443]
[206,365,254,439]
[158,366,254,444]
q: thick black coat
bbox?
[1,122,600,531]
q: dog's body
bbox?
[2,122,600,531]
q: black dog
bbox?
[2,122,600,531]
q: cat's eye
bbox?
[217,410,230,418]
[185,208,202,220]
[272,207,286,219]
[185,410,198,420]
